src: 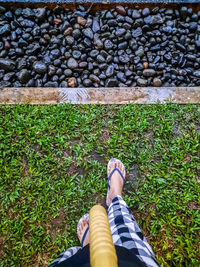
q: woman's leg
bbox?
[107,159,159,267]
[108,195,158,267]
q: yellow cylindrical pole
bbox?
[89,205,118,267]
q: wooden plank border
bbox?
[0,87,200,104]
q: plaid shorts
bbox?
[49,195,159,267]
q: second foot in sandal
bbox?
[106,158,126,207]
[77,215,89,248]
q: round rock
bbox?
[104,40,113,50]
[0,58,15,71]
[33,61,47,74]
[143,69,156,77]
[153,77,162,87]
[67,58,78,69]
[115,6,126,16]
[137,78,147,86]
[19,69,31,83]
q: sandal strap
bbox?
[107,168,125,189]
[81,226,89,248]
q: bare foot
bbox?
[77,218,89,247]
[107,159,126,206]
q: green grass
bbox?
[0,104,200,267]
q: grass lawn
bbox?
[0,104,200,266]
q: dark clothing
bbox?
[54,244,146,267]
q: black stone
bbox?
[83,79,93,87]
[142,8,150,17]
[107,19,117,27]
[97,55,105,63]
[83,38,91,47]
[5,11,13,19]
[89,74,100,84]
[23,8,35,19]
[143,69,156,77]
[19,69,31,83]
[118,41,128,50]
[72,50,82,59]
[35,8,46,20]
[119,54,130,64]
[3,72,15,81]
[132,10,141,19]
[150,15,163,25]
[83,28,94,40]
[104,40,113,50]
[195,36,200,49]
[0,24,11,36]
[193,71,200,77]
[132,27,142,38]
[176,43,186,52]
[51,49,60,59]
[189,22,198,32]
[67,58,78,69]
[106,65,114,77]
[0,6,6,13]
[44,81,58,87]
[0,58,15,71]
[144,15,152,24]
[33,61,47,74]
[180,6,187,20]
[105,78,117,87]
[116,28,126,37]
[92,17,100,33]
[20,19,35,28]
[117,72,126,82]
[150,44,160,51]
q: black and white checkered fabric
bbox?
[49,246,81,266]
[108,195,159,267]
[49,195,159,267]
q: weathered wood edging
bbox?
[0,87,200,104]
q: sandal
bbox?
[106,158,126,207]
[77,213,89,248]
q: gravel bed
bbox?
[0,5,200,87]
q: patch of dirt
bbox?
[126,164,139,189]
[187,200,200,210]
[144,130,154,149]
[18,154,29,177]
[183,154,191,163]
[51,208,65,228]
[62,150,69,158]
[7,208,14,220]
[68,139,81,148]
[95,193,107,210]
[67,158,88,177]
[44,208,67,240]
[172,124,181,137]
[69,160,76,175]
[102,129,110,142]
[33,144,40,153]
[89,151,106,165]
[140,169,152,180]
[32,252,49,267]
[195,175,200,183]
[0,236,4,258]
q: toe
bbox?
[108,160,115,176]
[83,218,87,228]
